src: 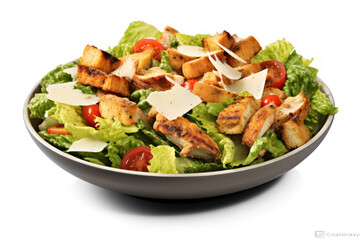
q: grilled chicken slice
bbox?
[274,92,310,129]
[262,87,288,102]
[242,104,277,147]
[192,82,237,103]
[280,116,311,149]
[99,94,148,126]
[153,114,221,161]
[166,48,197,74]
[217,96,261,134]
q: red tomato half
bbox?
[182,79,198,91]
[121,146,153,172]
[132,38,165,62]
[82,104,101,128]
[47,124,72,135]
[261,94,282,107]
[261,60,287,89]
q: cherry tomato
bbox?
[261,94,282,107]
[121,146,153,172]
[182,79,198,91]
[132,38,165,62]
[47,124,72,135]
[82,104,101,127]
[261,60,287,89]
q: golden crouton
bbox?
[235,62,262,78]
[227,36,262,68]
[182,50,225,79]
[159,26,179,49]
[77,65,130,96]
[99,94,148,126]
[280,117,311,149]
[262,87,288,102]
[242,104,277,147]
[274,92,310,129]
[80,45,121,74]
[119,50,153,74]
[202,31,235,52]
[166,48,197,74]
[217,96,261,134]
[192,82,237,103]
[202,72,221,86]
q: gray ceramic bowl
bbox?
[23,77,335,199]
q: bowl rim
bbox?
[23,76,335,178]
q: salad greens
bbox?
[28,21,337,174]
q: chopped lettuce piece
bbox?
[40,63,76,93]
[209,133,235,168]
[283,51,319,99]
[108,21,162,58]
[176,33,211,47]
[304,88,338,133]
[73,83,96,95]
[72,151,111,166]
[38,130,75,150]
[106,136,146,168]
[187,103,219,133]
[130,89,152,112]
[251,38,294,64]
[170,39,180,49]
[28,93,55,119]
[241,130,288,166]
[159,51,175,73]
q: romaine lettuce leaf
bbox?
[159,51,175,73]
[28,93,55,119]
[176,33,211,47]
[40,63,76,93]
[38,130,75,150]
[209,133,235,168]
[186,103,219,133]
[130,89,152,113]
[108,21,162,58]
[72,151,111,166]
[73,83,96,95]
[251,38,294,64]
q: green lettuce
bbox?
[304,88,338,133]
[241,130,288,166]
[251,38,294,64]
[72,151,111,166]
[176,33,211,47]
[159,51,175,73]
[209,133,235,167]
[108,21,162,58]
[40,63,76,93]
[28,93,55,119]
[170,39,180,49]
[38,130,75,150]
[130,89,152,113]
[187,103,219,133]
[73,83,96,95]
[283,51,319,99]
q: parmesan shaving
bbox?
[215,41,247,64]
[67,137,108,153]
[207,53,242,80]
[177,45,208,57]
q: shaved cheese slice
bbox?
[112,58,136,79]
[215,41,247,64]
[146,83,202,120]
[222,69,268,99]
[46,82,99,106]
[67,137,108,153]
[207,53,242,80]
[63,66,78,79]
[177,45,208,57]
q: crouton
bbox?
[166,48,197,74]
[217,96,261,134]
[192,82,237,103]
[202,31,235,52]
[119,50,153,74]
[99,94,148,126]
[182,50,225,79]
[153,114,221,161]
[80,45,121,74]
[202,72,221,87]
[77,65,130,96]
[227,36,262,68]
[159,26,179,49]
[280,117,311,149]
[262,87,288,102]
[274,92,310,129]
[242,104,277,147]
[235,62,262,78]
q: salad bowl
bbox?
[24,77,335,199]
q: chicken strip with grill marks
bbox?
[153,114,221,161]
[216,96,261,134]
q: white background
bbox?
[1,0,359,239]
